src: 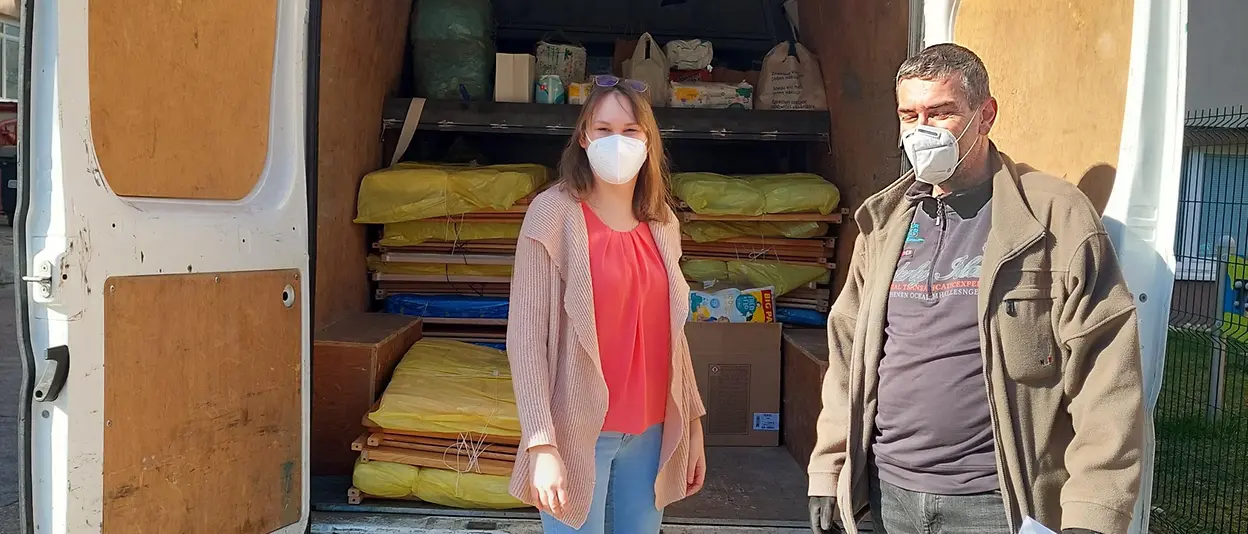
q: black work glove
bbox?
[1061,530,1101,534]
[809,496,843,534]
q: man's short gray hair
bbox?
[896,43,991,107]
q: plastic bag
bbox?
[385,294,510,320]
[690,286,776,323]
[624,33,670,107]
[379,221,522,247]
[410,0,494,100]
[672,172,840,216]
[681,221,829,243]
[681,259,830,297]
[353,460,525,509]
[664,39,713,70]
[536,39,587,84]
[367,256,513,278]
[757,41,827,111]
[367,339,521,437]
[355,163,549,224]
[776,307,827,327]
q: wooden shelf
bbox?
[383,99,831,142]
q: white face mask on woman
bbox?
[585,134,648,185]
[901,108,982,186]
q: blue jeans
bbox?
[869,475,1012,534]
[541,424,665,534]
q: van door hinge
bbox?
[34,345,70,402]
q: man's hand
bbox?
[809,496,841,533]
[528,445,568,517]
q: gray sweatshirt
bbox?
[872,178,998,495]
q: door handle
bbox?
[33,345,69,402]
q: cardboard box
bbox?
[781,328,830,469]
[311,313,422,475]
[686,322,783,447]
[494,53,536,103]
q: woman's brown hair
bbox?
[556,85,674,224]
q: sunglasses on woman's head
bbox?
[592,75,649,93]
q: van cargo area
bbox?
[304,0,911,530]
[18,0,1152,531]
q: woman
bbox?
[506,79,708,534]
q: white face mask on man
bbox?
[901,108,983,185]
[585,134,648,185]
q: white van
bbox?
[11,0,1185,532]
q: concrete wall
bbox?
[1187,0,1248,110]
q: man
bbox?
[807,44,1146,534]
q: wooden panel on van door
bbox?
[88,0,277,200]
[102,270,302,534]
[953,1,1134,215]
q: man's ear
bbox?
[979,97,1000,135]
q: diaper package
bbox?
[689,286,776,323]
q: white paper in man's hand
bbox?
[1018,517,1057,534]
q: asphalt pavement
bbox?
[2,226,23,533]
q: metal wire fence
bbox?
[1153,106,1248,534]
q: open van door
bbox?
[921,0,1187,533]
[16,1,313,532]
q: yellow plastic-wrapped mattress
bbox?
[681,259,830,296]
[353,460,524,509]
[681,221,829,243]
[355,162,549,224]
[367,339,520,438]
[671,172,841,216]
[379,221,522,247]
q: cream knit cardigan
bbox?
[505,186,708,528]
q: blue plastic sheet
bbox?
[473,342,507,351]
[385,294,510,319]
[776,307,828,327]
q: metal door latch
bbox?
[22,260,54,300]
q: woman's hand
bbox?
[529,445,568,516]
[686,418,707,495]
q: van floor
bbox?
[312,446,809,528]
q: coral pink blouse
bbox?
[581,203,672,434]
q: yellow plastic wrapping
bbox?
[681,221,829,243]
[681,259,830,296]
[353,460,525,509]
[671,172,841,216]
[379,221,522,247]
[367,339,521,437]
[367,255,513,277]
[743,173,842,214]
[355,162,550,224]
[671,172,765,216]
